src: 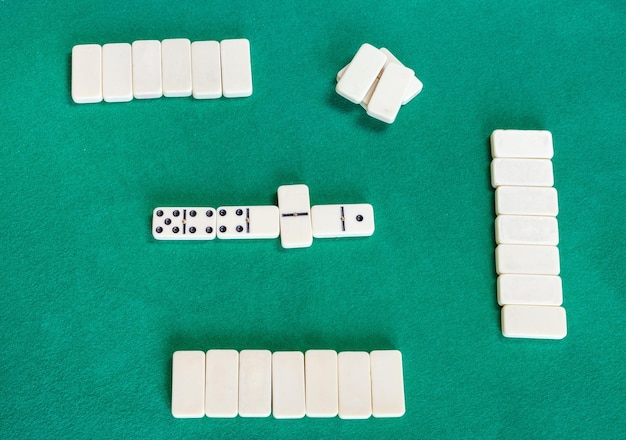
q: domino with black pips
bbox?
[311,203,375,238]
[152,207,216,240]
[215,206,279,239]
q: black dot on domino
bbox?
[172,227,180,233]
[173,210,180,217]
[219,209,227,216]
[189,227,196,233]
[206,226,213,233]
[236,225,244,232]
[156,210,163,217]
[164,218,172,225]
[219,226,227,233]
[206,210,213,217]
[236,209,243,216]
[155,226,163,233]
[356,215,364,222]
[189,210,196,217]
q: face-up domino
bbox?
[152,207,216,240]
[215,206,279,239]
[277,184,313,248]
[311,204,375,238]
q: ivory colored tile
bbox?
[132,40,162,99]
[497,274,563,306]
[102,43,133,102]
[71,44,102,103]
[220,38,252,98]
[501,305,567,339]
[495,244,560,275]
[272,352,305,419]
[192,40,222,99]
[162,38,192,97]
[305,350,338,418]
[370,350,405,418]
[491,129,553,159]
[338,352,371,419]
[495,186,558,216]
[491,158,554,188]
[171,351,205,418]
[336,43,386,104]
[205,349,239,418]
[238,350,271,417]
[495,215,559,245]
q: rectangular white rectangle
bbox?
[491,129,554,159]
[220,38,252,98]
[370,350,405,418]
[498,274,563,306]
[171,351,205,418]
[495,215,559,245]
[205,349,239,418]
[311,204,375,238]
[215,206,279,239]
[191,41,222,99]
[71,44,102,103]
[501,305,567,339]
[336,43,386,104]
[379,47,423,104]
[367,62,414,123]
[272,352,305,419]
[102,43,133,102]
[277,184,313,248]
[495,186,558,216]
[132,40,162,99]
[161,38,192,97]
[238,350,271,417]
[337,352,371,419]
[305,350,338,418]
[495,244,560,275]
[491,158,554,188]
[152,207,216,240]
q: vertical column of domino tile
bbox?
[205,349,239,418]
[501,305,567,339]
[495,244,560,275]
[491,129,553,159]
[495,215,559,245]
[497,274,563,306]
[272,352,305,419]
[220,38,252,98]
[495,186,558,216]
[71,44,102,103]
[304,350,338,418]
[171,351,205,418]
[102,43,133,102]
[132,40,162,99]
[336,43,386,103]
[337,352,372,419]
[161,38,192,97]
[491,158,554,188]
[191,41,222,99]
[367,62,414,124]
[370,350,405,418]
[379,48,423,104]
[238,349,271,417]
[277,184,313,249]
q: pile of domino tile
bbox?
[335,43,423,124]
[71,38,252,104]
[171,349,405,419]
[491,129,567,339]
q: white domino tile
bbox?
[304,350,338,418]
[171,351,205,418]
[238,350,272,418]
[337,352,372,419]
[277,184,313,248]
[495,215,559,245]
[336,43,387,104]
[311,204,375,238]
[360,77,379,109]
[379,48,423,104]
[220,38,252,98]
[71,44,102,104]
[205,349,239,418]
[491,158,554,188]
[495,186,559,216]
[132,40,162,99]
[491,129,554,159]
[497,274,563,306]
[501,305,567,339]
[495,244,560,275]
[216,206,279,239]
[152,207,216,240]
[102,43,133,103]
[272,352,306,419]
[370,350,405,418]
[191,41,222,99]
[367,62,414,123]
[161,38,192,97]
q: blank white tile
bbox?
[311,204,375,238]
[379,47,423,104]
[495,215,559,245]
[498,274,563,306]
[305,350,338,418]
[220,38,252,98]
[161,38,192,97]
[272,352,305,419]
[501,305,567,339]
[171,351,205,418]
[102,43,133,102]
[191,41,222,99]
[277,184,313,248]
[132,40,162,99]
[491,129,553,159]
[71,44,102,104]
[238,350,271,417]
[370,350,405,418]
[360,77,379,109]
[338,352,371,419]
[491,158,554,188]
[367,62,414,123]
[495,186,558,216]
[216,206,279,239]
[336,43,386,104]
[152,207,216,240]
[495,244,560,275]
[205,349,239,418]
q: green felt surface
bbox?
[1,1,625,438]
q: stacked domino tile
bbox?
[171,349,405,419]
[151,184,375,248]
[490,130,567,339]
[71,38,252,103]
[335,43,423,124]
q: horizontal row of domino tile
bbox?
[172,349,405,419]
[335,43,423,124]
[71,38,252,104]
[490,129,567,339]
